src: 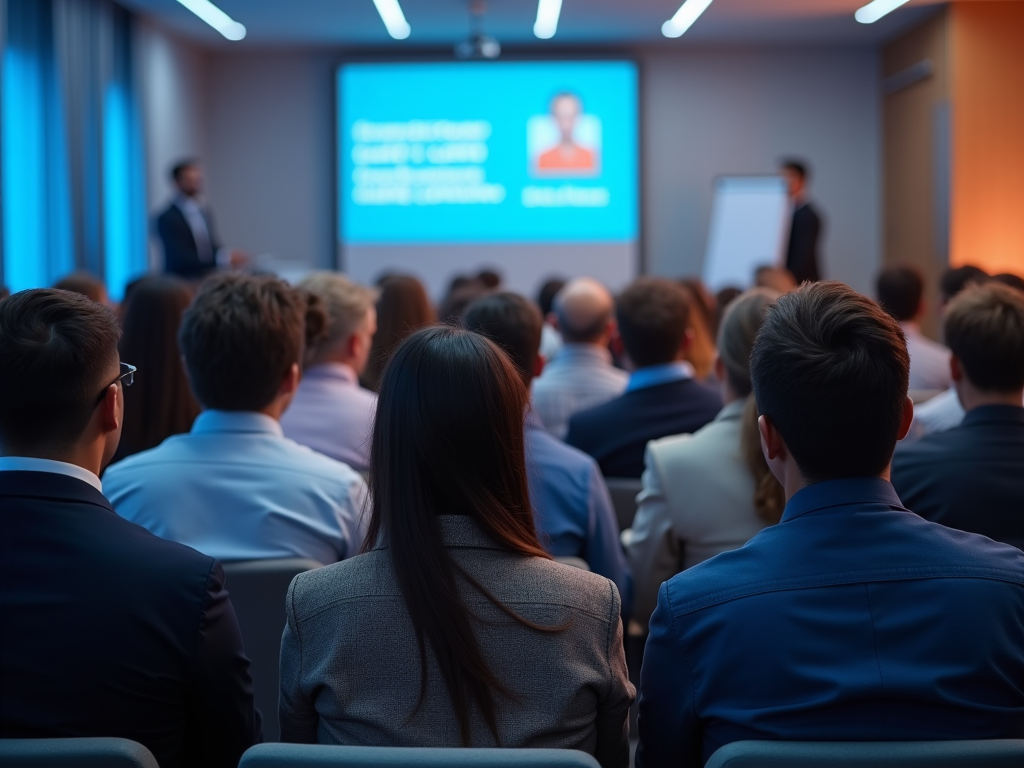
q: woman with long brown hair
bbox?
[359,274,436,391]
[280,327,633,766]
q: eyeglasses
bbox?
[95,362,137,405]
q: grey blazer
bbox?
[280,515,635,768]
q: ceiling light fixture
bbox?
[372,0,412,39]
[175,0,246,40]
[855,0,912,24]
[533,0,562,39]
[662,0,714,38]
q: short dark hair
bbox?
[616,278,690,368]
[170,159,200,182]
[939,265,988,304]
[994,273,1024,293]
[750,282,909,483]
[876,265,924,321]
[53,272,108,304]
[944,283,1024,392]
[463,292,542,386]
[178,274,324,411]
[537,277,566,317]
[0,289,121,452]
[780,158,809,180]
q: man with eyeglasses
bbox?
[0,288,261,768]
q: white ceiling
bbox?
[119,0,949,48]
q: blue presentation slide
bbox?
[338,61,638,244]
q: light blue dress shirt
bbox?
[281,362,377,472]
[103,410,369,565]
[531,344,629,440]
[525,411,633,616]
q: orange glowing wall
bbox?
[948,1,1024,276]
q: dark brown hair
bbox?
[944,282,1024,392]
[53,272,108,304]
[876,265,924,322]
[750,281,910,483]
[113,277,200,462]
[361,274,437,391]
[616,277,691,369]
[364,326,558,746]
[0,289,121,452]
[463,292,543,386]
[178,274,325,411]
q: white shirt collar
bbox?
[0,456,103,492]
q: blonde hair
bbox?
[298,272,377,365]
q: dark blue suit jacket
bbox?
[566,378,722,478]
[636,478,1024,768]
[0,471,261,768]
[156,202,220,279]
[892,405,1024,550]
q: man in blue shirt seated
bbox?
[636,281,1024,768]
[105,274,368,565]
[464,292,632,615]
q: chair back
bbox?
[704,739,1024,768]
[0,737,159,768]
[239,744,602,768]
[604,477,642,531]
[223,558,323,742]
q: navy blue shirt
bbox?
[636,477,1024,768]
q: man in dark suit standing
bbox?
[892,281,1024,549]
[781,159,823,283]
[0,289,261,768]
[566,278,722,478]
[156,159,242,279]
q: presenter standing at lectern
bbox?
[156,160,245,280]
[780,158,822,283]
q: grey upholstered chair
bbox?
[239,744,602,768]
[223,558,323,742]
[604,477,642,531]
[704,740,1024,768]
[0,737,159,768]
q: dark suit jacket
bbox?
[892,405,1024,549]
[566,378,723,478]
[156,202,220,279]
[785,202,822,283]
[0,471,261,768]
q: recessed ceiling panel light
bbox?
[372,0,412,39]
[662,0,714,38]
[175,0,246,40]
[534,0,563,39]
[855,0,912,24]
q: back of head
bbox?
[0,289,121,454]
[178,274,321,411]
[754,266,798,293]
[364,275,437,390]
[944,282,1024,393]
[299,272,378,365]
[939,265,988,305]
[53,272,109,305]
[750,282,909,483]
[677,278,717,380]
[554,277,615,344]
[876,265,924,322]
[537,277,567,317]
[994,273,1024,294]
[365,326,549,744]
[117,277,199,459]
[463,292,543,386]
[616,277,690,369]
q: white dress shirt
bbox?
[0,456,103,492]
[531,344,629,441]
[175,195,214,263]
[103,410,368,565]
[281,363,377,473]
[902,322,952,392]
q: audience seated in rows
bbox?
[280,327,635,767]
[281,272,378,472]
[463,292,633,614]
[567,278,722,478]
[636,282,1024,768]
[112,275,200,463]
[892,282,1024,549]
[628,289,784,625]
[53,271,111,306]
[0,289,260,768]
[531,278,628,440]
[876,265,951,391]
[104,274,368,564]
[361,273,437,392]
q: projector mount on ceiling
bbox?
[455,0,501,59]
